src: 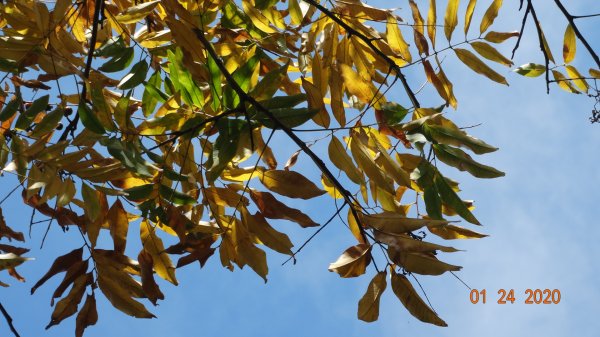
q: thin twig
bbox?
[282,201,347,266]
[0,302,20,337]
[527,1,551,94]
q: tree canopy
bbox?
[0,0,597,335]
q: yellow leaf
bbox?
[470,41,513,66]
[357,272,387,322]
[480,0,503,34]
[435,62,458,109]
[350,133,394,194]
[454,48,508,85]
[242,0,276,33]
[258,170,326,199]
[328,136,364,185]
[321,174,343,199]
[408,0,429,55]
[347,208,365,244]
[329,66,347,126]
[362,212,448,233]
[563,24,576,63]
[589,68,600,79]
[540,29,556,64]
[464,0,477,35]
[138,249,164,305]
[328,244,371,278]
[115,0,160,24]
[340,64,379,106]
[140,219,178,285]
[302,77,330,128]
[107,200,129,254]
[231,217,269,282]
[427,0,436,48]
[391,271,447,326]
[552,70,579,93]
[371,135,411,187]
[483,31,519,43]
[565,65,589,92]
[386,15,412,63]
[428,224,488,239]
[444,0,459,41]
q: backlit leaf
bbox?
[444,0,459,41]
[470,41,513,66]
[480,0,503,34]
[259,170,326,199]
[563,24,576,64]
[357,272,387,322]
[141,219,178,285]
[514,63,546,77]
[454,48,508,85]
[464,0,477,35]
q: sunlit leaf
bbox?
[357,272,387,322]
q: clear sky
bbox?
[1,1,599,336]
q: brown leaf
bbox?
[138,250,165,306]
[75,294,98,337]
[176,247,215,268]
[242,209,293,255]
[32,247,83,294]
[391,271,447,326]
[389,249,461,275]
[250,190,319,227]
[97,270,155,319]
[51,260,89,306]
[357,272,387,322]
[140,219,178,285]
[0,244,29,256]
[7,268,25,282]
[46,273,92,329]
[328,244,371,278]
[258,170,326,199]
[106,200,129,254]
[284,149,301,171]
[0,208,25,242]
[11,76,52,90]
[428,224,488,239]
[362,212,448,234]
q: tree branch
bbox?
[59,0,104,141]
[527,1,551,94]
[0,302,20,337]
[552,0,600,69]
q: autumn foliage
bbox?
[0,0,597,335]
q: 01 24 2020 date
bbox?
[469,289,561,304]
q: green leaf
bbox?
[434,171,480,225]
[256,107,318,129]
[167,49,204,107]
[433,144,505,178]
[81,183,100,222]
[77,102,105,134]
[103,137,153,177]
[223,55,260,108]
[251,61,290,101]
[381,102,409,125]
[15,95,49,130]
[0,58,19,73]
[206,118,245,182]
[423,185,443,220]
[124,184,155,202]
[425,124,498,154]
[31,107,64,137]
[94,37,126,57]
[207,54,223,112]
[118,60,149,90]
[158,184,196,205]
[99,47,134,73]
[142,71,167,117]
[0,97,21,122]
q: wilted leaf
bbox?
[250,190,319,227]
[357,272,387,322]
[107,200,129,254]
[428,224,488,239]
[138,250,164,306]
[363,212,448,234]
[484,31,519,43]
[242,208,293,255]
[0,208,24,242]
[32,248,83,294]
[328,136,364,185]
[391,271,447,326]
[46,273,91,329]
[328,244,371,278]
[75,294,98,337]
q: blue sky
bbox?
[1,1,600,336]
